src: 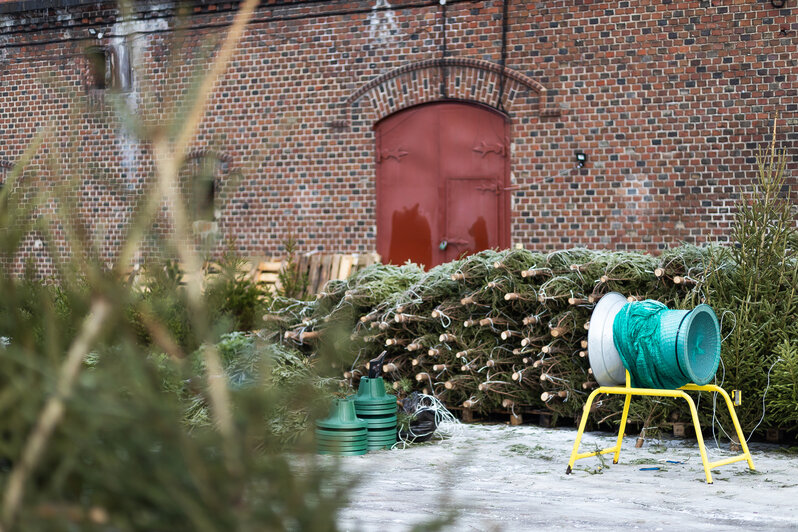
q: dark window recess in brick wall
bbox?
[182,153,224,223]
[84,40,132,92]
[85,46,107,90]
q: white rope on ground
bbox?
[392,393,461,450]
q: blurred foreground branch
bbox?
[1,298,112,531]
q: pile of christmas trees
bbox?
[265,245,724,421]
[266,128,798,436]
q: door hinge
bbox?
[472,141,506,158]
[475,183,500,195]
[376,147,408,163]
[475,183,521,195]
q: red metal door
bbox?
[444,177,498,262]
[375,101,510,268]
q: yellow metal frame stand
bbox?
[566,371,755,484]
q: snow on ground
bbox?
[331,424,798,531]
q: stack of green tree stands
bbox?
[352,377,398,450]
[315,398,368,455]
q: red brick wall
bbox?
[0,0,796,276]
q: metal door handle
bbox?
[440,238,468,250]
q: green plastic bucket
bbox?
[355,411,399,419]
[367,442,396,449]
[314,428,368,437]
[315,432,369,443]
[316,399,368,431]
[317,440,368,450]
[315,398,368,456]
[366,432,398,441]
[354,406,396,413]
[353,377,397,449]
[365,434,397,450]
[367,432,398,441]
[353,377,396,405]
[361,418,398,429]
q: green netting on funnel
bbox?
[612,300,721,389]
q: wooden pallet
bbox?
[449,406,554,427]
[255,252,380,296]
[125,252,380,298]
[302,252,380,295]
[178,260,253,289]
[253,260,283,288]
[672,422,692,438]
[766,427,784,443]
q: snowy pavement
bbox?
[332,424,798,531]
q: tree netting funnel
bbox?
[657,304,721,386]
[588,292,721,389]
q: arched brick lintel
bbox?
[343,57,560,122]
[185,149,233,164]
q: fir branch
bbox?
[1,298,112,531]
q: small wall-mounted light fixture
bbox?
[576,152,587,168]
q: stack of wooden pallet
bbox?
[253,252,381,295]
[127,252,381,297]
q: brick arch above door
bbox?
[341,57,562,124]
